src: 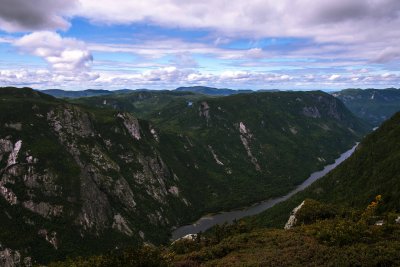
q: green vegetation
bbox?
[50,198,400,266]
[0,87,370,264]
[250,111,400,229]
[74,89,370,212]
[71,90,208,120]
[333,88,400,126]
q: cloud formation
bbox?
[0,0,77,32]
[76,0,400,40]
[76,0,400,63]
[14,31,93,72]
[2,65,399,90]
[1,0,400,89]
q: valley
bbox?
[171,144,357,240]
[48,109,400,266]
[0,86,372,265]
[2,2,400,265]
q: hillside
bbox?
[50,199,400,266]
[333,88,400,126]
[72,90,207,120]
[174,86,253,96]
[250,111,400,229]
[0,87,369,264]
[50,110,400,267]
[75,90,370,212]
[0,87,197,264]
[39,89,117,98]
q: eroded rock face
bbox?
[0,99,193,265]
[47,107,93,140]
[112,214,133,236]
[0,139,13,162]
[303,106,321,118]
[38,229,59,250]
[0,248,31,267]
[199,102,210,120]
[22,201,63,219]
[76,166,113,233]
[0,139,22,206]
[117,113,141,140]
[284,201,305,229]
[238,122,261,171]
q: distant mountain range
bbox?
[40,87,400,127]
[175,86,255,95]
[333,88,400,126]
[39,89,133,98]
[39,86,279,98]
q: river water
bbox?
[171,144,358,240]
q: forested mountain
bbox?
[333,88,400,126]
[0,87,368,265]
[49,109,400,265]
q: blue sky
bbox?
[0,0,400,90]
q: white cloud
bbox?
[14,31,93,72]
[328,74,341,81]
[2,66,400,90]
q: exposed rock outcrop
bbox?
[117,113,141,140]
[238,122,261,171]
[284,201,305,229]
[0,248,31,267]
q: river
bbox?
[171,144,358,240]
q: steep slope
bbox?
[72,90,207,120]
[250,111,400,228]
[333,88,400,126]
[0,87,192,264]
[76,90,370,212]
[0,87,370,265]
[51,199,400,266]
[151,91,369,206]
[42,95,400,267]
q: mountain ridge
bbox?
[0,87,369,264]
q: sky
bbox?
[0,0,400,90]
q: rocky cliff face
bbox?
[0,88,189,265]
[0,88,370,265]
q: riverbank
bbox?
[171,144,358,240]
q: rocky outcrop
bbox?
[302,106,321,118]
[238,122,261,171]
[22,201,63,218]
[284,201,305,229]
[112,214,133,236]
[38,229,59,250]
[208,145,224,166]
[117,113,141,140]
[199,102,210,121]
[0,248,31,267]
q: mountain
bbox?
[41,86,254,99]
[175,86,253,96]
[39,89,116,98]
[0,87,369,265]
[50,108,400,267]
[72,90,207,120]
[249,111,400,230]
[0,87,196,264]
[162,110,400,266]
[333,88,400,126]
[75,89,370,212]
